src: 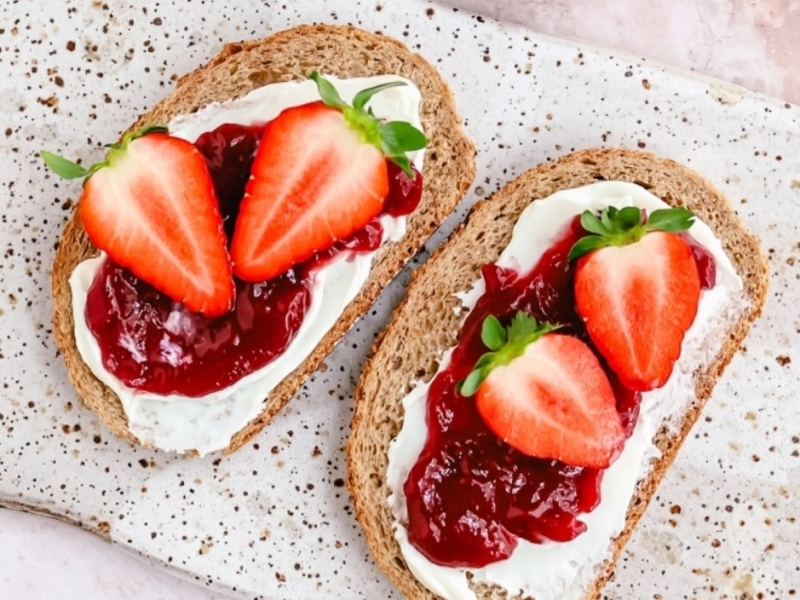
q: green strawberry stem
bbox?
[308,71,427,177]
[567,205,695,262]
[457,312,559,397]
[41,124,168,184]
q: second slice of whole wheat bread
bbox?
[347,148,769,599]
[50,24,475,454]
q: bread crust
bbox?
[51,24,476,454]
[346,148,769,600]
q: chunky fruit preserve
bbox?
[403,216,715,568]
[85,122,423,397]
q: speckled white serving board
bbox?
[1,0,797,598]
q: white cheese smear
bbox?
[385,181,745,600]
[69,75,425,455]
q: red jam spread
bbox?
[403,217,715,568]
[85,121,423,397]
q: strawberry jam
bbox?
[403,217,715,567]
[195,123,262,241]
[680,232,716,289]
[85,121,423,397]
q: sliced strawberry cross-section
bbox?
[458,312,625,469]
[230,72,428,283]
[569,205,701,391]
[42,126,234,317]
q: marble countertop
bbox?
[2,1,797,598]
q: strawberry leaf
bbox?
[580,211,609,236]
[119,124,169,147]
[567,235,610,262]
[380,122,428,176]
[389,154,413,177]
[473,352,496,372]
[507,311,541,342]
[353,81,407,112]
[600,206,616,232]
[568,205,695,262]
[643,207,695,232]
[42,125,170,184]
[457,351,499,396]
[380,121,428,153]
[307,71,428,175]
[617,206,642,229]
[308,71,347,110]
[458,312,559,397]
[481,315,507,350]
[457,368,486,397]
[40,151,88,180]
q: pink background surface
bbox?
[2,1,798,598]
[443,0,800,103]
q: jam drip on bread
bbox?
[404,214,715,568]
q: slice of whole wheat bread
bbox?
[347,148,769,599]
[50,24,476,454]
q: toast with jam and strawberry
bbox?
[47,24,475,454]
[347,148,768,599]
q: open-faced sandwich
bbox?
[45,24,475,456]
[348,148,768,599]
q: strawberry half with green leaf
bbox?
[230,72,428,282]
[458,312,625,469]
[569,205,701,391]
[41,126,234,316]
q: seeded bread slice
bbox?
[50,24,476,454]
[347,148,769,600]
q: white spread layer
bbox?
[69,75,425,455]
[386,181,745,600]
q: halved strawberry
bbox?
[231,72,427,282]
[569,206,701,391]
[458,312,625,469]
[42,126,234,316]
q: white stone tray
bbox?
[1,0,796,598]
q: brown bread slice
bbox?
[347,148,769,599]
[50,24,476,454]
